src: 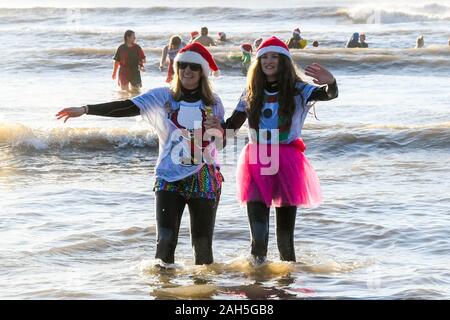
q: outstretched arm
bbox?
[56,100,140,123]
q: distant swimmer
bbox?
[112,30,146,92]
[312,40,319,48]
[359,33,369,48]
[160,35,186,83]
[240,43,253,75]
[254,37,263,50]
[217,32,227,43]
[416,35,424,48]
[346,32,360,48]
[193,27,216,47]
[189,31,199,44]
[286,28,307,49]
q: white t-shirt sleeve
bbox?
[212,94,225,123]
[296,82,319,110]
[131,87,170,127]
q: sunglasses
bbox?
[178,62,202,71]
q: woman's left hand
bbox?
[204,116,224,135]
[304,63,335,85]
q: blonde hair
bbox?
[169,35,182,49]
[170,66,216,106]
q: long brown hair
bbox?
[246,54,306,130]
[168,35,182,50]
[170,65,216,106]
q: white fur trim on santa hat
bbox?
[174,51,211,76]
[256,45,291,59]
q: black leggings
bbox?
[155,191,218,265]
[247,201,297,262]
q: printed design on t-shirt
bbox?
[169,103,210,166]
[259,93,290,143]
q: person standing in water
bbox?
[193,27,216,47]
[57,43,225,267]
[224,36,338,264]
[240,43,253,75]
[286,28,307,49]
[160,35,186,83]
[112,30,146,92]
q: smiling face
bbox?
[260,52,280,81]
[178,63,202,90]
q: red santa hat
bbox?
[190,31,199,39]
[174,42,220,77]
[240,43,253,53]
[256,36,291,59]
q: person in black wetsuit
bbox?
[56,43,225,267]
[224,36,338,265]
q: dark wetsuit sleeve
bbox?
[224,110,247,131]
[308,80,339,102]
[86,100,140,117]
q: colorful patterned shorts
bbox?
[154,164,224,202]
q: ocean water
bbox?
[0,0,449,299]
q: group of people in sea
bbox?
[56,35,339,268]
[108,27,449,92]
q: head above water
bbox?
[124,30,135,45]
[360,33,366,42]
[201,27,208,36]
[254,37,263,50]
[169,35,182,48]
[312,40,319,47]
[190,31,199,40]
[416,35,424,48]
[351,32,359,42]
[217,32,226,41]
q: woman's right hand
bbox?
[55,107,85,123]
[112,73,117,80]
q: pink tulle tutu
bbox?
[236,139,322,208]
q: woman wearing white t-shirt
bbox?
[56,43,225,267]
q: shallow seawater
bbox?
[0,0,449,299]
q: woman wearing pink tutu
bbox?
[225,36,338,264]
